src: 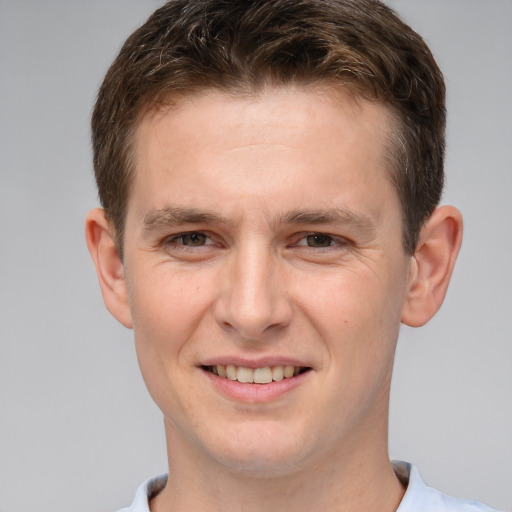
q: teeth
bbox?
[212,364,306,384]
[284,365,295,378]
[253,367,272,384]
[272,366,284,381]
[226,365,237,380]
[237,367,254,383]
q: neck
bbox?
[150,417,405,512]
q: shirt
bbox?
[117,461,502,511]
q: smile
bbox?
[203,365,310,384]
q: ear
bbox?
[401,205,463,327]
[85,208,133,328]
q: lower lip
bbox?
[203,369,311,403]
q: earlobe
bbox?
[401,206,463,327]
[85,208,133,328]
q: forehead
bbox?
[139,85,391,152]
[129,86,397,227]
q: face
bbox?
[121,86,413,475]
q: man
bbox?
[85,1,500,511]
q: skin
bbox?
[86,86,462,512]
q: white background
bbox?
[0,1,510,510]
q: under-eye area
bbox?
[202,365,311,384]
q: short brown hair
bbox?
[92,0,446,257]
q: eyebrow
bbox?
[280,208,377,234]
[142,206,377,234]
[142,207,235,232]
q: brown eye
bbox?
[305,234,334,247]
[179,232,208,246]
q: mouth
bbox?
[202,364,311,384]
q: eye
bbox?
[167,231,214,247]
[295,233,343,248]
[160,230,222,261]
[177,232,209,246]
[303,234,334,247]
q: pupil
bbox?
[307,234,331,247]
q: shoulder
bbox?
[394,461,503,512]
[116,466,502,512]
[115,474,167,512]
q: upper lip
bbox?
[200,356,312,369]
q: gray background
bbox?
[0,1,510,510]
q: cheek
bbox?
[130,262,207,322]
[303,264,401,322]
[298,262,406,364]
[127,265,215,368]
[126,268,215,418]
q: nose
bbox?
[213,243,292,340]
